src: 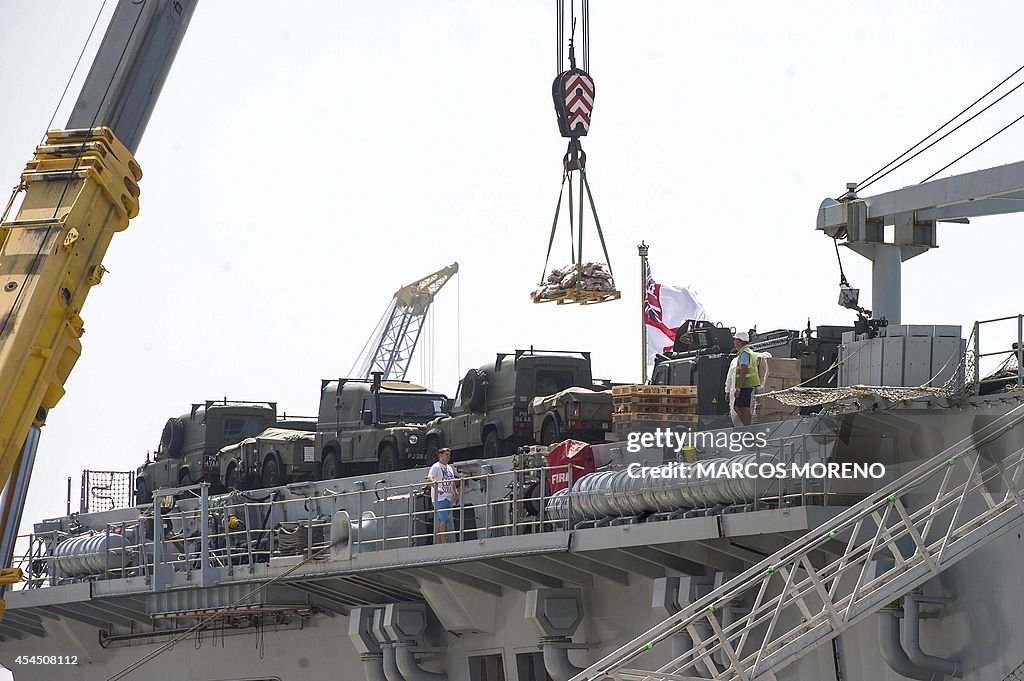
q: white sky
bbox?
[2,0,1024,638]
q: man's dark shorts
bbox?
[735,387,754,408]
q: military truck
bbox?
[315,375,448,478]
[529,386,613,445]
[134,400,277,504]
[219,427,316,490]
[426,349,599,459]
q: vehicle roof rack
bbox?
[190,399,277,421]
[494,348,591,371]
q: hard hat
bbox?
[734,331,750,342]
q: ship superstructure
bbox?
[3,346,1024,681]
[7,3,1024,681]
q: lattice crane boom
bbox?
[354,263,458,381]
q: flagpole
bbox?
[638,241,649,384]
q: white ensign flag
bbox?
[644,262,709,367]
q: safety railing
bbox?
[973,314,1024,394]
[12,436,846,591]
[768,430,842,507]
[12,462,582,589]
[572,402,1024,681]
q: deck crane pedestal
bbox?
[819,162,1024,325]
[351,263,459,382]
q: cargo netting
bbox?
[759,384,955,407]
[80,470,134,513]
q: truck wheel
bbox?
[541,418,561,446]
[135,478,151,506]
[483,430,500,459]
[379,444,398,472]
[161,418,185,458]
[426,438,440,460]
[321,452,341,481]
[180,471,193,487]
[460,369,487,412]
[225,464,242,490]
[262,457,283,488]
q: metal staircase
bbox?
[573,403,1024,681]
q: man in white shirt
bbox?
[427,448,458,543]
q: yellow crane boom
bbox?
[0,128,141,592]
[0,0,198,617]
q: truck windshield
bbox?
[378,395,446,423]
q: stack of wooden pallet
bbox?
[612,385,698,435]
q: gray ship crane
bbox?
[351,263,459,382]
[818,162,1024,325]
[570,158,1024,681]
[9,6,1024,681]
[0,0,198,619]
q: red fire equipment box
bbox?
[546,440,596,493]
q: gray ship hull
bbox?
[2,394,1023,681]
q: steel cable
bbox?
[349,300,394,378]
[1,0,145,340]
[1,0,111,319]
[855,61,1024,194]
[583,0,590,72]
[556,0,564,73]
[920,109,1024,183]
[44,0,112,135]
[858,76,1024,193]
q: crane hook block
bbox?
[552,68,595,139]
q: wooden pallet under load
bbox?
[613,415,699,439]
[614,405,696,419]
[611,384,697,396]
[612,384,698,433]
[533,288,621,305]
[613,394,697,409]
[613,412,699,424]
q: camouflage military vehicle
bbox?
[315,375,447,478]
[219,427,316,490]
[426,349,596,459]
[135,400,276,504]
[529,386,612,445]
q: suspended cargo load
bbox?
[533,0,618,306]
[530,262,619,305]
